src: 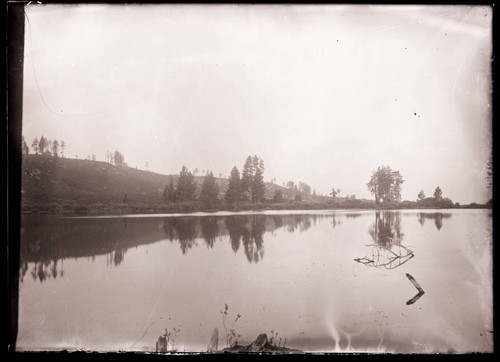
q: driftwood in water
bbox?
[354,244,414,270]
[221,334,304,354]
[406,273,425,305]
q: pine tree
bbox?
[241,156,254,200]
[176,166,197,202]
[225,166,242,204]
[200,171,219,206]
[46,140,52,155]
[38,136,46,155]
[32,138,39,155]
[252,163,265,202]
[52,139,59,157]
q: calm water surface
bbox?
[17,210,493,353]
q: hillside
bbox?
[20,155,289,211]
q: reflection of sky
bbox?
[17,211,492,353]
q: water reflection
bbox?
[369,212,404,248]
[242,215,265,263]
[22,214,348,282]
[25,212,446,283]
[162,217,198,254]
[355,212,414,270]
[416,212,452,230]
[200,216,219,249]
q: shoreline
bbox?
[20,204,490,218]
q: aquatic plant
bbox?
[221,303,242,348]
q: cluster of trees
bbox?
[284,181,313,201]
[226,155,266,204]
[163,155,267,207]
[163,166,198,204]
[366,164,459,208]
[416,186,453,208]
[22,136,129,167]
[23,135,66,158]
[105,150,126,166]
[163,166,221,207]
[367,165,404,204]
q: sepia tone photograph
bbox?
[8,3,493,354]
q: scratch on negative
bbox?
[65,303,70,335]
[356,20,423,47]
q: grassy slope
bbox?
[20,155,289,209]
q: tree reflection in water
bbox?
[225,217,244,253]
[106,249,126,267]
[200,217,220,249]
[416,212,452,230]
[355,212,414,270]
[20,214,339,282]
[162,217,198,255]
[243,215,266,263]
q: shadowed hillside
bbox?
[20,155,288,213]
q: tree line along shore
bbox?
[19,138,491,215]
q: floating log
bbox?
[406,273,424,293]
[406,273,425,305]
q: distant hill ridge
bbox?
[20,155,289,207]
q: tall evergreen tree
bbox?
[31,137,39,155]
[60,141,65,158]
[241,156,254,200]
[46,140,53,155]
[176,166,197,202]
[225,166,242,204]
[38,136,46,155]
[51,139,59,157]
[252,162,265,202]
[200,171,219,206]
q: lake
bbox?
[16,209,493,353]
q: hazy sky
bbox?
[21,4,492,204]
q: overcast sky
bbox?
[21,4,492,204]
